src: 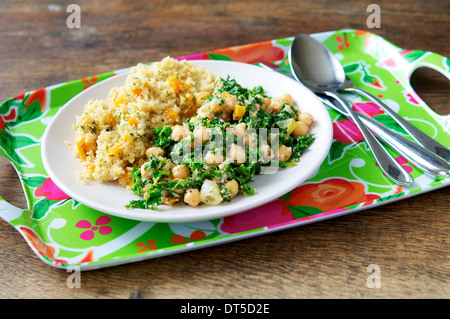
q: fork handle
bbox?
[358,114,450,177]
[343,87,450,163]
[324,91,413,186]
[318,94,450,177]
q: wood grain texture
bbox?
[0,0,448,299]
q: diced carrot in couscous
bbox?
[114,95,125,107]
[76,138,90,161]
[168,74,182,94]
[128,117,139,128]
[165,108,179,124]
[131,87,142,97]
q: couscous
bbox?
[71,57,217,185]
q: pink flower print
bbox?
[406,92,421,105]
[76,216,113,240]
[395,156,414,173]
[376,156,413,174]
[352,101,384,117]
[34,178,70,201]
[333,119,365,144]
[379,57,399,68]
[175,52,209,61]
[220,201,294,234]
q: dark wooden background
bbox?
[0,0,448,299]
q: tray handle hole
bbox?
[0,156,28,209]
[410,66,450,117]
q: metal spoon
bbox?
[289,33,413,186]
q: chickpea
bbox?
[280,93,294,105]
[244,133,258,148]
[184,188,201,207]
[142,183,154,199]
[193,126,210,144]
[227,144,246,165]
[225,180,239,198]
[194,91,210,107]
[197,110,214,120]
[173,188,185,195]
[140,163,154,179]
[233,123,247,138]
[171,125,190,142]
[161,161,175,171]
[205,150,224,166]
[188,115,201,124]
[292,105,302,119]
[274,145,292,162]
[269,99,283,113]
[145,146,164,158]
[222,93,237,113]
[260,144,274,161]
[161,160,174,171]
[261,97,272,114]
[201,98,222,113]
[270,93,295,114]
[291,121,309,137]
[298,112,314,126]
[172,165,191,179]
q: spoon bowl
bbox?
[290,33,346,93]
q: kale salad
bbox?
[126,76,315,210]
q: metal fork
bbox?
[341,77,450,163]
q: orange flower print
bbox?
[0,108,16,130]
[81,76,98,90]
[336,34,350,51]
[78,250,95,264]
[136,239,157,253]
[170,230,206,244]
[19,226,56,260]
[210,41,284,64]
[24,88,47,112]
[285,178,380,212]
[355,30,368,36]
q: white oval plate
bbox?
[41,60,333,223]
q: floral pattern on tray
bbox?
[0,29,449,270]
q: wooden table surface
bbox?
[0,0,448,300]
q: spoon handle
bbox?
[344,87,450,163]
[317,95,450,177]
[324,91,413,186]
